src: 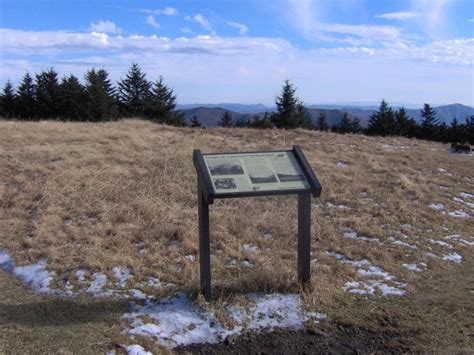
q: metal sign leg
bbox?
[198,187,211,300]
[298,193,311,284]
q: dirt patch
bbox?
[176,324,407,354]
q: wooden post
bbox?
[298,193,311,284]
[198,185,211,300]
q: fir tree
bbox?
[351,116,362,133]
[117,63,151,117]
[220,111,233,127]
[35,68,61,118]
[147,76,177,123]
[250,111,273,129]
[59,75,86,121]
[84,68,118,121]
[338,112,353,133]
[466,115,474,145]
[449,118,464,144]
[190,115,203,128]
[0,81,16,119]
[394,107,417,137]
[272,79,302,129]
[294,103,313,129]
[316,112,329,131]
[367,99,396,136]
[16,72,36,120]
[420,103,439,140]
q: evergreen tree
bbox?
[338,112,353,133]
[272,79,303,129]
[220,111,233,127]
[250,111,273,129]
[16,72,36,120]
[190,115,203,128]
[367,99,396,136]
[395,107,417,137]
[147,76,177,123]
[59,75,86,121]
[0,81,17,119]
[316,112,329,131]
[294,103,313,129]
[117,63,151,117]
[466,115,474,145]
[351,116,362,133]
[84,68,118,121]
[35,68,61,118]
[448,118,464,144]
[420,103,440,140]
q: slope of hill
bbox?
[0,119,472,353]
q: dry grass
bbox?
[0,119,473,352]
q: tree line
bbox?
[0,64,184,125]
[217,80,474,146]
[1,68,473,146]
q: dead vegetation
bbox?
[0,119,473,352]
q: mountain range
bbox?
[176,103,474,128]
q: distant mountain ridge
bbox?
[176,103,474,128]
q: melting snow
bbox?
[402,263,423,272]
[448,210,470,218]
[87,272,107,293]
[428,203,444,210]
[242,244,258,252]
[336,161,348,168]
[388,237,418,249]
[442,252,463,264]
[125,344,152,355]
[0,249,54,293]
[460,192,474,199]
[113,266,132,288]
[326,202,349,209]
[123,292,322,349]
[429,239,453,249]
[343,229,381,243]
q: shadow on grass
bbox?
[0,297,128,327]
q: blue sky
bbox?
[0,0,473,106]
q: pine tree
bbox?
[84,68,118,121]
[394,107,417,137]
[351,116,362,133]
[16,72,36,120]
[449,118,464,144]
[220,111,233,127]
[117,63,151,117]
[147,76,178,123]
[59,75,86,121]
[0,81,16,119]
[420,103,439,140]
[294,103,313,129]
[250,111,273,129]
[367,99,396,136]
[35,68,61,118]
[316,112,329,131]
[190,115,203,128]
[338,112,353,133]
[272,79,302,129]
[466,115,474,145]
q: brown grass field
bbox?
[0,119,473,353]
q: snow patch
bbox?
[448,210,470,218]
[388,237,418,249]
[123,292,322,349]
[326,202,349,209]
[429,239,453,249]
[460,192,474,199]
[343,229,381,243]
[113,266,132,288]
[125,344,152,355]
[336,161,348,168]
[242,244,258,253]
[428,203,444,210]
[87,272,107,293]
[442,252,463,264]
[402,263,423,272]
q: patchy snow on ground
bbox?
[326,202,350,209]
[336,161,348,168]
[429,239,454,249]
[402,263,423,272]
[442,252,463,264]
[460,192,474,199]
[87,272,108,293]
[0,249,54,293]
[242,244,259,253]
[325,251,406,296]
[448,210,470,218]
[343,229,381,243]
[388,237,418,250]
[113,266,132,288]
[123,292,323,349]
[428,203,445,210]
[125,344,152,355]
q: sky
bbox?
[0,0,473,106]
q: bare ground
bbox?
[0,119,473,353]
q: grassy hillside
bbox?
[0,120,473,353]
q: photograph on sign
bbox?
[203,151,310,194]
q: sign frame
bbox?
[193,145,322,300]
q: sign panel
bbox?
[203,151,310,194]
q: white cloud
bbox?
[227,21,248,35]
[410,0,453,35]
[468,18,474,23]
[146,15,160,29]
[89,20,122,34]
[142,7,179,16]
[376,12,421,20]
[190,14,215,35]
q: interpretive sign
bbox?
[193,146,322,300]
